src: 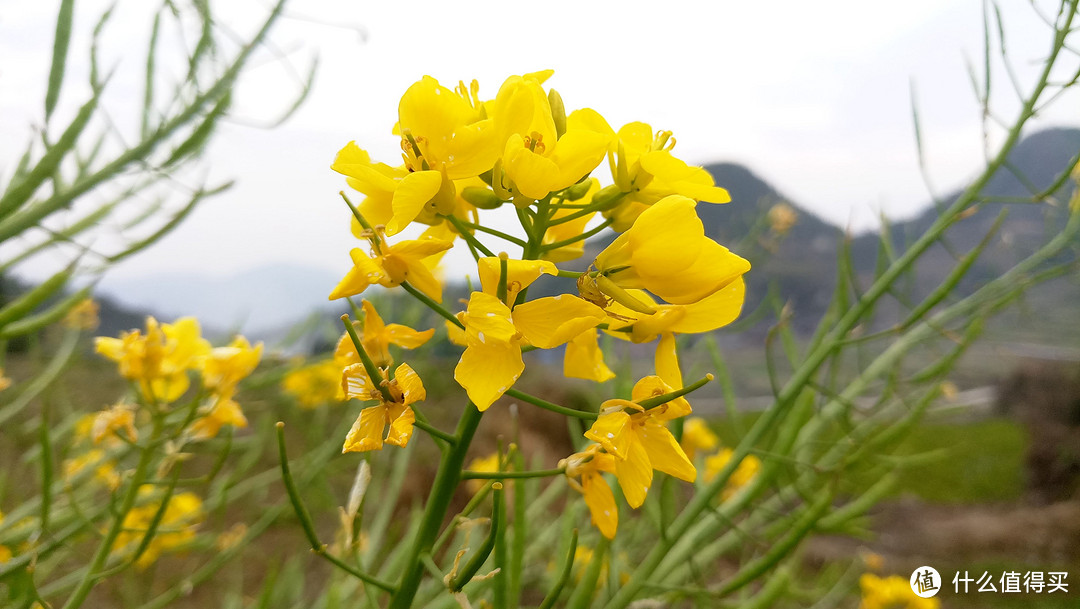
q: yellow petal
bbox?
[384,403,415,448]
[512,295,605,349]
[567,109,616,150]
[342,405,387,453]
[342,363,377,401]
[615,438,653,509]
[667,277,746,334]
[504,137,561,200]
[547,129,608,190]
[393,363,426,405]
[477,257,557,302]
[631,375,691,420]
[329,249,385,300]
[655,333,683,389]
[385,324,434,349]
[639,151,731,203]
[386,170,443,236]
[584,411,633,460]
[582,470,618,539]
[564,329,615,382]
[638,418,696,482]
[454,339,523,411]
[462,292,518,344]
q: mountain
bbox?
[572,127,1080,335]
[97,264,343,338]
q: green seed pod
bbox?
[461,186,504,210]
[596,275,656,315]
[564,178,594,201]
[590,184,626,211]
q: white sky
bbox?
[2,0,1076,285]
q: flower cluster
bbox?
[327,70,751,538]
[94,317,262,438]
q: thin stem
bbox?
[274,422,397,593]
[412,419,456,446]
[401,282,464,330]
[449,217,527,247]
[444,213,496,257]
[461,467,565,480]
[541,217,614,252]
[504,388,598,420]
[340,314,394,403]
[61,415,164,609]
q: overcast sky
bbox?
[2,0,1076,286]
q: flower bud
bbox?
[461,186,504,210]
[548,88,567,139]
[564,178,593,201]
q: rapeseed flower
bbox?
[341,363,425,452]
[94,317,211,403]
[859,573,940,609]
[283,359,346,408]
[329,232,453,303]
[589,195,750,307]
[584,375,695,508]
[334,300,433,368]
[561,444,618,539]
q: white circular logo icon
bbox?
[910,566,941,598]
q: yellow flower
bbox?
[90,403,137,445]
[329,233,453,303]
[476,257,558,305]
[454,290,605,410]
[859,573,941,609]
[767,203,797,235]
[602,278,745,343]
[583,376,695,508]
[282,359,347,408]
[0,368,10,392]
[563,329,615,383]
[493,74,608,200]
[63,449,120,489]
[334,300,433,368]
[199,336,262,396]
[589,195,750,306]
[565,113,730,231]
[62,449,120,492]
[703,448,761,500]
[189,394,248,440]
[63,298,100,330]
[95,317,211,403]
[341,362,426,452]
[680,417,719,462]
[112,491,203,569]
[561,444,618,539]
[370,76,500,235]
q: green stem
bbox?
[340,314,394,403]
[412,419,456,446]
[461,467,565,479]
[504,388,597,420]
[401,282,464,330]
[541,217,614,252]
[387,402,484,609]
[538,529,578,609]
[61,415,164,609]
[448,217,527,247]
[444,213,496,257]
[275,422,397,593]
[603,5,1078,605]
